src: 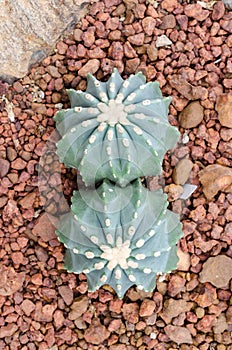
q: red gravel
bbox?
[0,0,232,349]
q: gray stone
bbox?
[0,0,95,81]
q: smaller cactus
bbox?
[56,180,182,298]
[54,68,180,187]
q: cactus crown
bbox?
[54,69,182,298]
[54,68,180,187]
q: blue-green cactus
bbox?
[54,68,180,187]
[56,180,182,298]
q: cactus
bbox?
[54,68,183,298]
[54,68,180,187]
[56,179,182,298]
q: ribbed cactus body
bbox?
[54,68,182,298]
[56,180,182,298]
[54,69,180,186]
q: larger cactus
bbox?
[56,180,182,298]
[54,68,180,187]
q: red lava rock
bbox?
[0,324,18,339]
[189,205,206,223]
[139,299,156,317]
[161,0,178,12]
[108,319,122,332]
[109,299,123,314]
[84,318,110,345]
[78,59,100,78]
[21,299,36,316]
[122,303,139,323]
[165,325,193,344]
[147,43,158,61]
[169,75,207,100]
[184,4,210,21]
[128,33,144,46]
[109,41,124,60]
[58,285,74,306]
[19,192,36,209]
[199,255,232,288]
[168,275,186,297]
[216,93,232,128]
[160,15,176,30]
[196,283,217,308]
[11,251,24,265]
[212,1,225,20]
[196,314,216,333]
[124,42,137,58]
[11,158,27,170]
[31,102,47,114]
[68,295,89,320]
[0,196,7,208]
[82,27,95,47]
[162,299,189,319]
[0,264,25,296]
[0,159,10,178]
[141,17,156,35]
[32,213,57,242]
[54,310,65,329]
[221,19,232,33]
[2,199,23,227]
[199,164,232,200]
[33,302,57,322]
[125,58,140,74]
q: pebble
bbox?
[84,318,110,345]
[164,184,183,201]
[173,158,194,185]
[0,158,10,178]
[78,59,100,77]
[141,17,156,35]
[199,255,232,288]
[162,299,189,319]
[0,324,18,338]
[199,164,232,200]
[156,35,172,48]
[160,15,176,30]
[216,93,232,128]
[161,0,178,12]
[177,248,191,271]
[165,325,193,344]
[21,299,36,316]
[32,213,57,242]
[0,264,25,296]
[184,4,210,21]
[139,299,156,317]
[212,1,225,20]
[128,33,144,46]
[68,295,89,320]
[168,275,186,297]
[58,285,74,306]
[122,303,139,323]
[178,101,204,129]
